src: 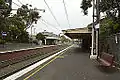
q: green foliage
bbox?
[17,31,29,43]
[0,39,6,44]
[81,0,120,53]
[80,0,120,38]
[0,0,10,32]
[0,0,11,17]
[99,0,120,18]
[0,3,41,43]
[33,39,39,45]
[36,33,45,41]
[80,0,92,15]
[60,35,70,43]
[17,4,41,30]
[100,18,120,39]
[113,23,120,33]
[80,0,120,19]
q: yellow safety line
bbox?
[23,48,68,80]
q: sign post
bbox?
[1,32,7,48]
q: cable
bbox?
[41,18,61,31]
[40,19,61,32]
[40,20,60,33]
[35,25,45,31]
[12,2,21,7]
[43,0,61,28]
[17,0,24,5]
[63,0,71,29]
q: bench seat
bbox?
[99,58,111,66]
[98,53,114,67]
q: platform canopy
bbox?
[62,27,92,39]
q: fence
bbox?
[99,33,120,64]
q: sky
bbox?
[12,0,93,35]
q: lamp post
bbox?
[90,0,100,59]
[44,30,47,45]
[1,32,7,48]
[90,0,96,59]
[31,25,34,45]
[34,28,36,35]
[29,8,45,46]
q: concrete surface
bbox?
[0,43,42,52]
[0,45,69,79]
[16,44,120,80]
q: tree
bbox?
[5,14,28,42]
[17,31,29,43]
[0,0,12,44]
[81,0,120,34]
[36,32,45,41]
[17,4,41,30]
[0,2,41,43]
[100,18,120,38]
[80,0,92,15]
[0,0,11,32]
[0,0,12,17]
[81,0,120,53]
[60,35,70,43]
[81,0,120,19]
[0,3,41,43]
[7,4,41,42]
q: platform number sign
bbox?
[1,32,7,36]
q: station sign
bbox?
[1,32,7,36]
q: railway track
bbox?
[0,44,70,79]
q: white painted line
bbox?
[3,45,73,80]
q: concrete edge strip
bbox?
[0,45,59,54]
[3,45,73,80]
[0,46,66,79]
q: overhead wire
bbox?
[12,2,21,7]
[17,0,62,33]
[43,0,62,30]
[17,0,24,5]
[63,0,71,29]
[41,18,61,31]
[40,20,60,33]
[12,1,47,34]
[13,0,62,34]
[34,24,45,32]
[40,19,61,32]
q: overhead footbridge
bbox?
[62,27,92,50]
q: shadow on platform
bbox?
[73,47,90,54]
[95,65,119,74]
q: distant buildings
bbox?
[29,31,61,45]
[41,32,60,45]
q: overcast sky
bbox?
[12,0,93,35]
